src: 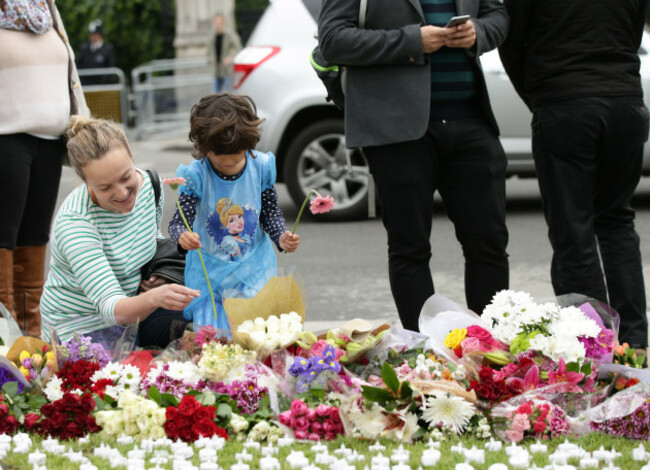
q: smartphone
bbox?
[445,15,471,28]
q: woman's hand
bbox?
[139,274,167,292]
[279,231,300,253]
[150,283,200,311]
[179,231,201,251]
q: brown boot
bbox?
[0,248,14,317]
[14,245,46,338]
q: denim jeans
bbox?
[363,117,510,331]
[532,96,649,347]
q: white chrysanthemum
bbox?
[349,402,387,439]
[421,393,476,435]
[43,376,64,402]
[166,361,201,383]
[120,364,142,386]
[91,362,124,383]
[557,306,600,338]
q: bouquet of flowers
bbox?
[164,394,229,442]
[490,396,571,442]
[236,312,303,358]
[198,341,257,383]
[613,342,646,369]
[141,361,203,400]
[278,399,344,440]
[54,332,111,368]
[94,391,167,441]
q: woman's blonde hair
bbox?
[216,198,244,228]
[66,115,132,179]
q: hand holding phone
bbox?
[445,15,470,28]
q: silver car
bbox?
[234,0,650,219]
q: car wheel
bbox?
[284,119,371,220]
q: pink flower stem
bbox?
[292,189,318,235]
[174,193,218,323]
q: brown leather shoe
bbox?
[0,248,14,317]
[13,245,46,338]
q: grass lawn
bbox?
[1,433,649,469]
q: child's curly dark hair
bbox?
[188,93,264,159]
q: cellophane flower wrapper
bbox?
[50,324,137,370]
[0,302,22,357]
[569,382,650,436]
[154,323,232,366]
[358,324,424,365]
[489,386,577,441]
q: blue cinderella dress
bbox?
[175,151,278,329]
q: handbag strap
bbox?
[359,0,367,28]
[146,169,161,206]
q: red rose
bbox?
[177,395,200,416]
[194,405,216,422]
[50,411,68,429]
[329,407,340,422]
[166,406,179,421]
[192,418,218,438]
[40,403,54,418]
[0,403,8,419]
[65,421,82,438]
[3,415,19,434]
[214,426,228,440]
[181,427,198,442]
[23,413,41,431]
[81,393,96,413]
[466,325,492,341]
[176,414,193,429]
[533,420,547,434]
[60,393,81,411]
[164,420,180,439]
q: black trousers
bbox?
[136,307,189,349]
[363,117,510,332]
[0,133,64,249]
[532,96,649,348]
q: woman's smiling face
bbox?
[82,146,140,213]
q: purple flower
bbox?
[0,365,24,393]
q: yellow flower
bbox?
[444,328,467,350]
[19,366,30,379]
[19,350,31,363]
[44,351,55,362]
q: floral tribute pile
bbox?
[0,289,649,460]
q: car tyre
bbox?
[283,119,372,221]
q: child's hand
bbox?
[279,231,300,253]
[179,231,201,250]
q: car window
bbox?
[302,0,321,21]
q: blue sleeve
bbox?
[176,160,204,199]
[256,150,277,192]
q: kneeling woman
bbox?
[41,116,199,347]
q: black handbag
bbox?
[141,169,186,285]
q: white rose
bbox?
[253,317,266,332]
[249,331,266,348]
[123,406,138,422]
[94,410,112,427]
[136,415,151,433]
[152,408,167,427]
[238,320,254,334]
[148,426,166,440]
[104,418,124,436]
[229,414,249,433]
[124,422,139,436]
[252,420,270,435]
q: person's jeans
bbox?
[213,76,233,93]
[363,117,509,331]
[0,134,64,249]
[136,307,189,349]
[532,96,649,347]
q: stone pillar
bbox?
[174,0,236,59]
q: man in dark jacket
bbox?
[319,0,510,331]
[500,0,649,352]
[76,20,115,85]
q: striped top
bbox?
[420,0,479,120]
[41,169,162,342]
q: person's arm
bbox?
[260,186,290,249]
[168,192,198,246]
[57,217,199,327]
[471,0,510,57]
[498,0,534,108]
[318,0,426,66]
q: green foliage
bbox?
[56,0,176,80]
[1,381,46,424]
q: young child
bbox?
[168,93,300,329]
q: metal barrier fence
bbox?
[78,67,128,124]
[130,58,213,139]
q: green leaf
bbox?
[161,393,179,408]
[2,381,18,398]
[309,383,326,400]
[217,403,232,420]
[399,381,413,400]
[200,392,216,407]
[580,362,593,376]
[147,385,162,405]
[381,362,399,392]
[361,385,393,403]
[27,394,47,411]
[566,362,580,373]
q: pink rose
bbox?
[330,407,341,422]
[311,421,324,435]
[278,411,292,426]
[309,340,328,357]
[335,348,346,360]
[466,325,492,341]
[460,337,481,354]
[511,413,531,432]
[315,404,331,418]
[306,408,317,421]
[290,399,308,417]
[325,432,338,440]
[506,429,524,442]
[307,432,321,441]
[322,419,338,435]
[294,429,308,440]
[292,416,310,432]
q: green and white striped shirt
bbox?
[41,169,163,341]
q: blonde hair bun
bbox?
[66,115,93,139]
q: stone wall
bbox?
[174,0,236,59]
